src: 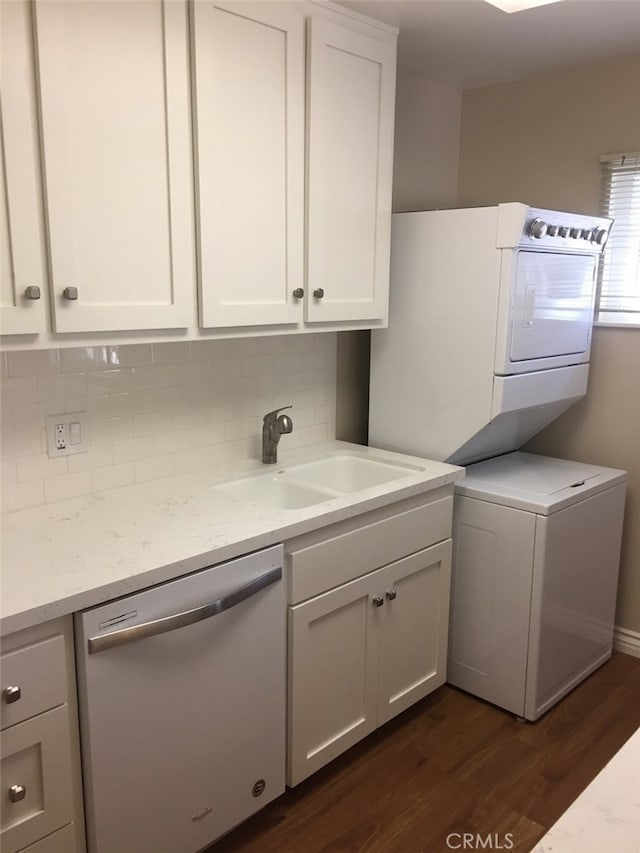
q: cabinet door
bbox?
[33,0,194,333]
[1,707,74,853]
[0,0,47,335]
[192,1,304,328]
[306,18,396,324]
[376,541,452,726]
[288,571,379,786]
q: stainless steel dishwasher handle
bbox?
[88,565,282,654]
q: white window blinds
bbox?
[597,152,640,324]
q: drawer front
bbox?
[1,706,74,853]
[289,495,453,603]
[1,636,67,729]
[18,823,75,853]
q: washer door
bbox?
[510,251,596,362]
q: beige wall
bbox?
[458,53,640,214]
[457,54,640,633]
[336,70,462,446]
[392,71,462,212]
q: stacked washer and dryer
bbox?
[369,203,626,721]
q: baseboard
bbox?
[613,626,640,658]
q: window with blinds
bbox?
[597,153,640,325]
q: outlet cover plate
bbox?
[46,412,89,458]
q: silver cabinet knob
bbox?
[62,287,78,300]
[372,595,384,608]
[313,288,324,299]
[292,288,304,299]
[385,589,397,601]
[3,686,21,704]
[24,286,41,300]
[9,784,26,803]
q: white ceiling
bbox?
[336,0,640,89]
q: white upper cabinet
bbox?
[0,0,396,345]
[192,2,397,331]
[33,0,195,333]
[306,18,396,325]
[192,1,305,328]
[0,0,48,336]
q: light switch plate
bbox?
[46,412,89,457]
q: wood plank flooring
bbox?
[205,652,640,853]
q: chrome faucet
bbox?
[262,406,293,464]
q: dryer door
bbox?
[509,251,596,363]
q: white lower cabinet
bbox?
[287,491,453,786]
[0,619,85,853]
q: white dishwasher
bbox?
[75,545,285,853]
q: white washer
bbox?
[448,451,626,721]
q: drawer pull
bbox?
[9,784,26,803]
[372,596,384,608]
[386,589,397,601]
[3,685,21,704]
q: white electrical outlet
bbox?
[46,412,89,458]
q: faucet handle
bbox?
[263,405,292,424]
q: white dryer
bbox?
[449,452,626,721]
[369,203,612,465]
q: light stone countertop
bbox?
[0,440,463,636]
[532,725,640,853]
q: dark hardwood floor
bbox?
[206,652,640,853]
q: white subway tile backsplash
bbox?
[67,444,114,474]
[86,368,133,396]
[60,346,109,373]
[90,416,134,444]
[1,405,13,433]
[37,372,87,402]
[2,376,39,405]
[2,429,43,459]
[187,423,226,449]
[133,411,170,437]
[135,454,174,483]
[1,334,336,511]
[44,471,93,503]
[255,335,291,355]
[7,349,61,377]
[91,462,136,493]
[110,390,155,416]
[131,363,177,390]
[16,453,68,483]
[1,458,18,487]
[64,395,112,422]
[114,435,158,464]
[107,344,153,367]
[152,341,190,364]
[2,480,44,512]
